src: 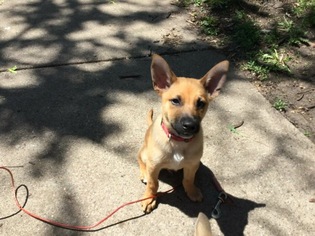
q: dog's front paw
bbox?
[141,197,157,214]
[186,186,203,202]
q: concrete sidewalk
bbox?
[1,1,314,236]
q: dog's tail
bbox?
[147,109,154,126]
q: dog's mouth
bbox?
[170,116,201,138]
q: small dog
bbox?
[137,54,229,213]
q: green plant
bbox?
[241,60,270,80]
[292,0,314,17]
[278,16,307,45]
[7,65,17,74]
[259,49,291,73]
[303,130,313,137]
[242,48,291,79]
[273,98,288,111]
[193,0,206,6]
[278,17,294,32]
[200,16,219,35]
[207,0,230,9]
[307,8,315,27]
[262,30,279,47]
[260,49,291,73]
[233,10,261,51]
[228,124,239,134]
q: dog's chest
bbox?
[166,151,185,170]
[163,140,192,170]
[173,151,184,162]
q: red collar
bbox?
[161,120,194,142]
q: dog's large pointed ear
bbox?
[151,54,177,95]
[200,60,229,99]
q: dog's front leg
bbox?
[183,163,203,202]
[142,166,160,213]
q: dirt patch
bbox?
[178,0,315,143]
[253,44,315,142]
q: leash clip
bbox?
[211,191,227,219]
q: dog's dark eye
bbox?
[196,99,206,109]
[171,97,181,106]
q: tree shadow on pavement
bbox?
[0,0,187,234]
[0,0,184,176]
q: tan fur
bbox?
[137,54,229,213]
[195,213,212,236]
[147,109,154,126]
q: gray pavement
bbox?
[0,1,314,236]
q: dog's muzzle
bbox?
[172,116,200,138]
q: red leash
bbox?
[0,166,174,231]
[1,166,231,229]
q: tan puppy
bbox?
[137,54,229,213]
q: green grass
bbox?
[262,29,279,48]
[241,48,291,80]
[228,124,240,134]
[303,130,313,138]
[278,17,295,32]
[7,65,17,74]
[201,16,219,36]
[233,10,261,52]
[273,98,288,112]
[292,0,315,18]
[241,60,270,80]
[259,49,291,73]
[277,16,308,45]
[178,0,206,7]
[231,7,307,78]
[182,0,314,81]
[193,0,206,6]
[207,0,231,9]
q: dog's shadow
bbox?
[157,163,266,236]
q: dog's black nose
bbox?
[181,117,200,133]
